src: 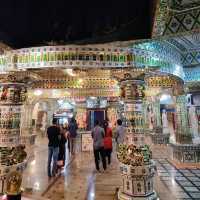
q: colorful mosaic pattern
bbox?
[153,0,200,36]
[132,41,184,78]
[184,65,200,81]
[170,0,200,10]
[164,8,200,35]
[182,51,200,66]
[152,0,168,37]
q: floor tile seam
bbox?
[41,155,75,197]
[166,159,200,186]
[188,169,200,179]
[158,159,195,199]
[174,167,200,191]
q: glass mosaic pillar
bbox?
[171,95,200,163]
[175,95,191,144]
[142,100,149,130]
[145,97,161,131]
[0,80,28,194]
[120,79,145,145]
[153,98,161,127]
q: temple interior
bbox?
[1,0,200,200]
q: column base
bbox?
[171,143,200,163]
[126,134,145,146]
[118,189,158,200]
[151,133,170,144]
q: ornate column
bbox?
[0,75,27,195]
[153,98,161,127]
[120,79,145,145]
[20,102,37,148]
[117,73,157,200]
[171,95,200,163]
[20,103,34,135]
[175,95,191,144]
[144,73,184,144]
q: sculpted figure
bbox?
[6,171,22,195]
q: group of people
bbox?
[47,118,78,178]
[47,117,126,177]
[91,119,126,172]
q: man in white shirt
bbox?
[115,119,126,145]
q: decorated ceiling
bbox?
[0,0,199,85]
[170,0,200,9]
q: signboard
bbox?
[81,132,93,151]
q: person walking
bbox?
[68,117,78,155]
[103,120,113,165]
[115,119,126,147]
[91,120,107,172]
[57,126,67,167]
[47,119,60,177]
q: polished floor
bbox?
[20,136,200,200]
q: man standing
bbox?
[47,119,60,177]
[115,119,126,146]
[68,117,78,155]
[91,120,107,172]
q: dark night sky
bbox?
[0,0,155,48]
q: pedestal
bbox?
[126,134,146,146]
[118,162,158,200]
[171,143,200,163]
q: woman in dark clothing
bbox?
[68,118,78,155]
[103,121,113,165]
[58,127,67,167]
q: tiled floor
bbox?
[18,135,200,200]
[156,159,200,199]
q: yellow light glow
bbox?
[77,78,83,84]
[64,69,76,76]
[33,89,43,96]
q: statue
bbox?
[147,104,154,130]
[6,171,22,195]
[40,113,47,133]
[162,109,169,134]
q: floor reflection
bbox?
[21,135,200,200]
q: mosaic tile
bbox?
[190,192,200,198]
[178,181,194,187]
[182,172,196,177]
[179,170,190,173]
[159,172,170,177]
[183,186,199,192]
[191,170,200,173]
[172,173,183,177]
[158,169,167,173]
[188,177,200,181]
[193,181,200,187]
[161,176,173,181]
[175,177,188,181]
[173,193,190,198]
